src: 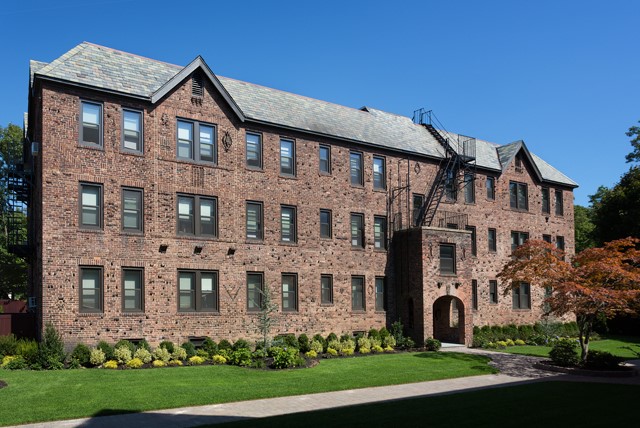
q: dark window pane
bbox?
[413,194,424,226]
[555,190,564,216]
[319,146,330,173]
[373,156,385,189]
[81,268,102,312]
[281,206,296,242]
[123,189,142,231]
[247,273,263,311]
[199,125,215,163]
[123,269,142,311]
[178,272,196,311]
[123,110,142,151]
[246,133,262,168]
[542,188,550,214]
[375,277,385,311]
[82,102,101,145]
[282,274,297,311]
[350,152,363,186]
[200,198,216,236]
[178,196,194,234]
[280,139,295,175]
[320,210,332,238]
[177,121,193,159]
[246,202,263,239]
[486,177,495,200]
[351,277,364,310]
[374,216,386,249]
[81,184,101,228]
[464,173,475,203]
[351,214,364,248]
[440,244,456,274]
[488,228,497,252]
[321,275,333,304]
[200,272,217,311]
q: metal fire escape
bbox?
[412,109,476,227]
[2,137,31,257]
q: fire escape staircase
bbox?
[3,139,31,257]
[412,109,476,228]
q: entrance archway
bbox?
[433,296,465,344]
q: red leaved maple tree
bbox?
[497,237,640,363]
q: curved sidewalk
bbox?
[7,349,639,428]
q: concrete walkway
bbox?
[7,349,640,428]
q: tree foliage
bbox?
[497,238,640,363]
[574,205,595,252]
[625,120,640,164]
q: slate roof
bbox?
[30,42,577,187]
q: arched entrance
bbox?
[433,296,465,344]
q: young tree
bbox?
[257,283,278,349]
[497,238,640,363]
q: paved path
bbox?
[7,349,639,428]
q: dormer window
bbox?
[192,74,204,97]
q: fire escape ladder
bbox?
[3,139,31,257]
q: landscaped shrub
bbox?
[514,339,526,346]
[134,348,152,364]
[152,360,165,368]
[327,339,342,353]
[357,337,371,353]
[38,323,66,370]
[281,334,299,349]
[505,339,515,347]
[368,328,380,341]
[382,335,396,348]
[379,327,390,339]
[403,338,416,349]
[233,338,251,351]
[202,338,218,357]
[97,341,115,361]
[1,355,27,370]
[218,339,233,351]
[384,346,394,352]
[372,345,384,353]
[549,339,579,367]
[71,344,91,367]
[341,348,355,356]
[168,360,183,366]
[518,325,535,341]
[135,339,151,351]
[16,339,39,366]
[114,340,136,355]
[490,325,506,342]
[103,360,118,369]
[495,341,508,349]
[472,336,488,348]
[114,346,132,364]
[312,334,327,352]
[309,339,323,354]
[189,356,206,365]
[228,349,252,366]
[298,334,310,352]
[503,324,519,340]
[252,348,266,360]
[159,341,175,353]
[369,337,382,348]
[339,338,355,356]
[212,355,227,365]
[584,350,623,370]
[325,333,338,344]
[89,348,106,366]
[0,334,17,359]
[126,358,143,369]
[340,333,353,343]
[326,348,338,356]
[172,347,187,361]
[305,350,318,358]
[216,349,230,359]
[153,347,171,364]
[424,338,441,352]
[196,349,210,359]
[271,346,299,369]
[181,342,196,358]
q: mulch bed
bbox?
[533,360,638,378]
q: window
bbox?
[466,225,477,256]
[445,168,457,201]
[246,201,263,240]
[192,74,204,97]
[556,236,565,251]
[280,138,295,176]
[351,213,364,248]
[177,120,216,163]
[350,152,363,186]
[488,228,497,252]
[512,282,531,309]
[412,194,424,226]
[281,274,298,312]
[281,205,297,243]
[555,190,564,216]
[541,188,550,214]
[472,279,478,310]
[375,277,385,311]
[373,156,386,189]
[320,209,332,238]
[178,270,218,312]
[122,188,143,232]
[319,145,331,174]
[509,182,528,210]
[247,272,264,311]
[440,244,456,274]
[374,216,387,250]
[80,101,102,147]
[122,109,143,153]
[511,231,529,253]
[351,276,365,311]
[122,268,143,312]
[486,177,495,200]
[464,172,475,203]
[246,132,262,168]
[177,195,217,237]
[80,183,102,229]
[489,280,498,304]
[80,266,102,313]
[321,275,333,304]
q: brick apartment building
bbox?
[19,42,576,348]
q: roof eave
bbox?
[33,74,151,102]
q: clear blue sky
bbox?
[2,0,638,206]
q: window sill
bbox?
[350,184,365,189]
[245,166,264,172]
[374,248,388,253]
[121,230,144,236]
[77,312,103,317]
[282,310,299,314]
[120,149,144,157]
[374,310,386,314]
[319,171,332,177]
[351,310,367,314]
[373,188,387,193]
[320,236,333,240]
[177,311,220,315]
[78,143,104,151]
[175,157,218,167]
[175,234,219,241]
[439,273,458,277]
[120,311,145,316]
[512,308,532,311]
[350,247,366,251]
[79,228,104,234]
[319,303,334,307]
[464,202,476,206]
[245,239,265,245]
[279,174,298,180]
[279,241,298,246]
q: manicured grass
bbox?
[215,381,640,427]
[0,352,495,426]
[499,335,640,358]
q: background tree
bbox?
[625,119,640,164]
[497,238,640,363]
[574,205,595,252]
[0,123,28,299]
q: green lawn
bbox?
[0,352,495,426]
[499,335,640,358]
[215,381,640,427]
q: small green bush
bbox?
[281,334,299,349]
[403,337,416,349]
[196,349,209,359]
[326,347,338,356]
[495,341,508,349]
[16,339,39,366]
[168,359,182,366]
[505,339,515,347]
[424,338,441,351]
[584,350,623,370]
[326,333,338,343]
[305,350,318,358]
[372,345,384,353]
[503,324,519,340]
[134,348,152,364]
[357,337,371,353]
[114,346,132,364]
[2,355,27,370]
[172,347,187,361]
[298,334,310,352]
[126,358,143,369]
[103,360,118,369]
[382,335,396,348]
[38,323,66,369]
[369,337,382,348]
[233,338,251,351]
[114,340,136,355]
[228,349,252,366]
[135,339,151,351]
[309,339,324,354]
[360,347,371,354]
[327,339,342,353]
[514,339,526,346]
[550,339,579,367]
[89,348,106,366]
[384,346,394,352]
[152,360,165,368]
[97,341,115,361]
[271,346,299,369]
[379,327,390,339]
[153,347,171,364]
[368,328,380,340]
[340,333,352,343]
[339,338,355,356]
[202,338,218,357]
[71,344,91,367]
[341,348,354,356]
[212,355,227,365]
[67,358,82,369]
[218,339,233,351]
[216,349,230,359]
[181,342,196,358]
[312,334,327,352]
[159,341,175,353]
[189,355,206,365]
[0,334,18,359]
